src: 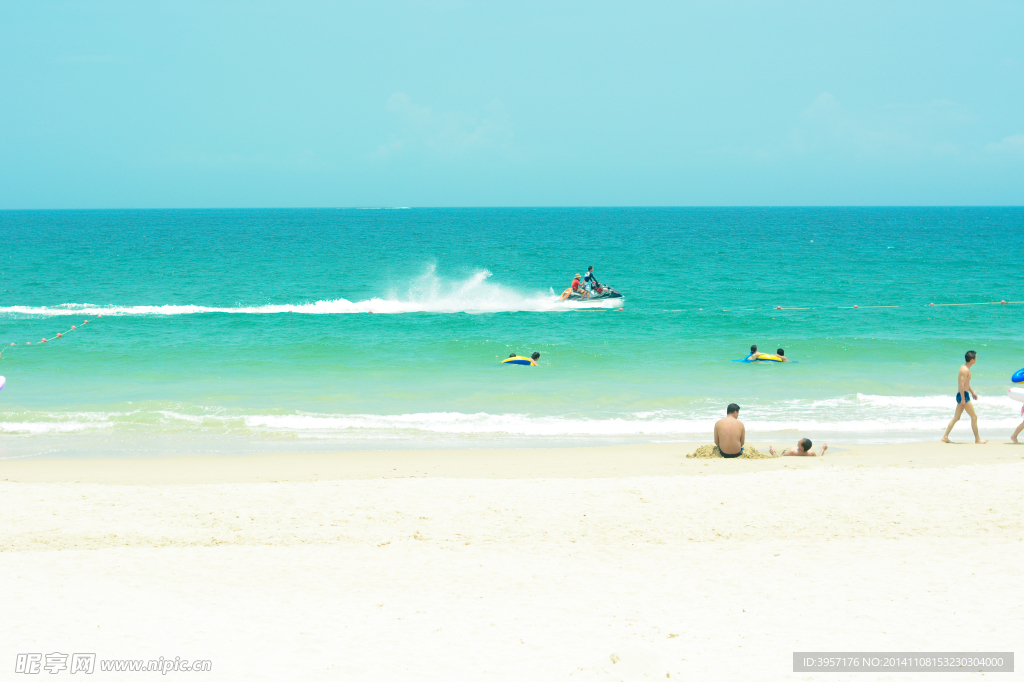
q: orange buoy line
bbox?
[0,316,102,360]
[836,300,1018,310]
[717,300,1019,313]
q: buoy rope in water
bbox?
[0,316,102,360]
[0,299,1016,357]
[717,300,1019,312]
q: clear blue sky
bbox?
[2,1,1022,207]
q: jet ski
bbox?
[559,284,623,301]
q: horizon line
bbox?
[2,205,1023,212]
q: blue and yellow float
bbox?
[502,356,537,366]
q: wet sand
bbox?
[2,440,1021,484]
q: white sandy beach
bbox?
[1,442,1021,681]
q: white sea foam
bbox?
[234,408,1024,438]
[0,421,115,434]
[3,394,1020,442]
[0,268,623,316]
[783,394,956,409]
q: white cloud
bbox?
[369,138,406,160]
[799,92,839,120]
[713,93,975,163]
[931,142,960,157]
[387,93,433,126]
[985,133,1024,156]
[61,55,118,63]
[370,93,514,161]
[167,148,328,170]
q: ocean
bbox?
[1,207,1022,458]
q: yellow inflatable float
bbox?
[748,353,785,362]
[502,356,537,366]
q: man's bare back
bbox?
[958,363,973,396]
[714,404,745,457]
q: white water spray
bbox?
[0,267,622,315]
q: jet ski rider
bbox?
[582,266,602,294]
[571,273,589,299]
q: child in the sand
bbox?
[770,438,827,457]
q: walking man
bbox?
[942,350,987,444]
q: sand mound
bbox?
[686,444,772,459]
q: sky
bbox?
[1,0,1022,208]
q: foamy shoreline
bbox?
[4,392,1022,448]
[2,442,1021,680]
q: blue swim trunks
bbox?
[955,391,971,404]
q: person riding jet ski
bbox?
[570,273,589,299]
[560,268,622,300]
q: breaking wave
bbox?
[2,394,1021,444]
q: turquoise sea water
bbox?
[1,207,1022,458]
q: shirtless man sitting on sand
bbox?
[770,438,827,457]
[941,350,987,444]
[714,403,745,458]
